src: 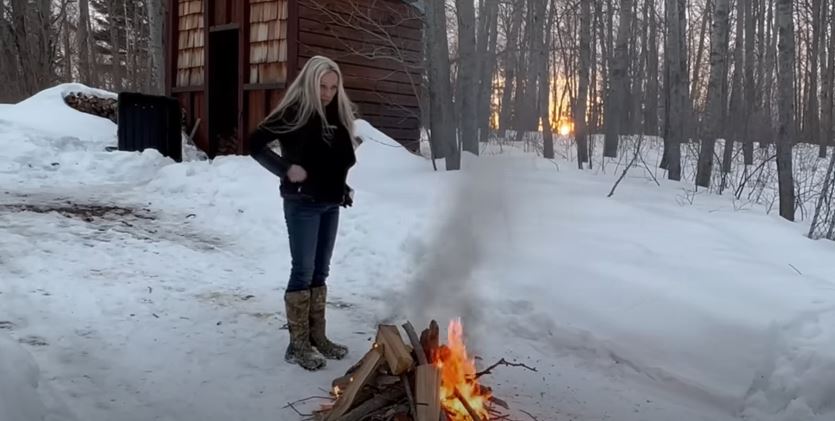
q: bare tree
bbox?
[456,0,478,155]
[695,0,729,188]
[498,0,523,133]
[742,0,755,164]
[476,0,499,144]
[662,0,685,180]
[643,0,659,137]
[805,0,822,146]
[426,0,460,170]
[537,0,555,159]
[722,0,744,181]
[574,0,592,167]
[147,0,165,95]
[820,0,834,158]
[77,0,93,85]
[775,0,796,220]
[603,0,632,158]
[808,144,835,239]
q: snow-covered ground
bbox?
[1,84,834,421]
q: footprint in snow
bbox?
[18,335,49,346]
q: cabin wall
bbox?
[168,0,208,152]
[297,0,423,151]
[167,0,424,156]
[175,0,205,88]
[210,0,241,26]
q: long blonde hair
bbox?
[263,56,357,138]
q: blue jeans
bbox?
[283,199,340,292]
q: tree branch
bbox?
[474,358,538,379]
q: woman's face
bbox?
[320,71,339,106]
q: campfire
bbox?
[309,319,513,421]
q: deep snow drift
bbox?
[1,85,834,421]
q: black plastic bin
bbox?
[117,92,182,162]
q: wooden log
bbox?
[402,373,418,418]
[373,375,401,388]
[420,320,440,362]
[324,346,384,421]
[376,325,415,375]
[402,321,428,365]
[331,373,352,395]
[415,364,441,421]
[339,387,406,421]
[489,396,509,410]
[454,387,483,421]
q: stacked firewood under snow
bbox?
[64,92,118,123]
[311,320,510,421]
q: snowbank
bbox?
[0,335,77,421]
[0,83,117,142]
[0,84,189,189]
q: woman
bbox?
[248,56,358,371]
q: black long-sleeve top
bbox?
[248,101,356,204]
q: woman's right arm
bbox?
[248,125,291,179]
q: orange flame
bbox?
[432,319,492,420]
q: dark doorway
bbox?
[208,28,239,158]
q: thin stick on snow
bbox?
[520,409,540,420]
[607,135,644,198]
[281,395,331,417]
[474,358,538,379]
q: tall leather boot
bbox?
[309,285,348,360]
[284,290,326,370]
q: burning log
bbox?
[377,324,414,375]
[415,364,441,421]
[63,92,118,123]
[324,346,384,421]
[313,320,509,421]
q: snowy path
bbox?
[4,158,835,421]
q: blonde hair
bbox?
[263,55,357,138]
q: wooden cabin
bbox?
[165,0,424,158]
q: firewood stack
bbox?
[312,320,507,421]
[64,92,118,123]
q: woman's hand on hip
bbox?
[286,164,308,182]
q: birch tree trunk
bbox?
[695,0,730,188]
[775,0,796,220]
